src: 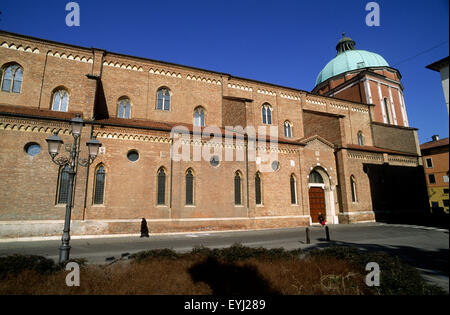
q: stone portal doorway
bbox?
[308,168,337,224]
[309,187,326,223]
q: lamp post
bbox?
[45,114,101,264]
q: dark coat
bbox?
[140,218,149,237]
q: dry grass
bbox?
[0,253,371,295]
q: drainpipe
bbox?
[38,50,49,109]
[170,133,173,213]
[82,120,94,221]
[82,49,104,220]
[246,134,250,211]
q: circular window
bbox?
[271,160,280,171]
[210,155,220,167]
[127,150,139,162]
[24,143,41,156]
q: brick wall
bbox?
[372,122,420,155]
[0,31,427,237]
[302,110,343,146]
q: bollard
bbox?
[306,227,311,244]
[325,225,330,242]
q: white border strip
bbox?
[0,216,310,225]
[0,225,312,243]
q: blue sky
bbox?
[0,0,448,144]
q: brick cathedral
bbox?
[0,31,429,238]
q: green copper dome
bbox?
[315,33,389,86]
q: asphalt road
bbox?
[0,222,448,292]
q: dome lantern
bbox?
[336,32,356,55]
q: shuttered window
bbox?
[57,165,70,204]
[93,165,105,205]
[255,173,262,205]
[235,172,242,205]
[157,168,166,205]
[186,169,194,205]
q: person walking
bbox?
[140,218,149,238]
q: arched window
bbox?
[351,175,357,203]
[255,172,262,205]
[194,107,205,127]
[309,170,324,184]
[234,171,243,205]
[93,165,106,205]
[157,168,166,205]
[118,98,131,119]
[290,174,297,204]
[57,165,70,204]
[157,88,171,111]
[1,64,23,93]
[383,98,391,124]
[262,104,272,125]
[284,121,293,138]
[186,169,194,205]
[357,131,364,146]
[51,89,69,112]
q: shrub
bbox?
[307,246,446,295]
[129,248,180,262]
[190,243,302,262]
[130,244,303,263]
[0,255,58,279]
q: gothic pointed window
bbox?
[57,165,70,204]
[290,174,297,205]
[194,107,205,127]
[157,168,166,205]
[262,104,272,125]
[357,131,364,146]
[351,175,358,203]
[234,171,243,205]
[186,169,194,205]
[93,165,106,205]
[157,88,171,111]
[118,98,131,119]
[1,64,23,93]
[51,89,69,112]
[255,172,262,205]
[284,121,293,138]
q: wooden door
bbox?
[309,187,326,223]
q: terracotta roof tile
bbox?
[420,138,449,150]
[0,104,82,120]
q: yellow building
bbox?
[421,136,449,213]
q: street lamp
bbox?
[45,114,101,264]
